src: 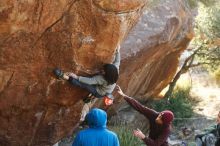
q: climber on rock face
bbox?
[115,85,174,146]
[54,45,120,105]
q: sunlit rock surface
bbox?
[0,0,193,145]
[106,0,193,119]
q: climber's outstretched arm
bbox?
[112,45,120,69]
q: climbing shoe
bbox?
[83,93,95,103]
[79,120,88,129]
[53,68,64,79]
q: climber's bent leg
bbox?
[68,77,102,98]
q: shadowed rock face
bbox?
[0,0,193,145]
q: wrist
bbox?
[63,74,69,80]
[121,94,128,99]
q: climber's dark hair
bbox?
[103,64,118,84]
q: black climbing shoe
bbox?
[79,119,88,129]
[83,93,95,103]
[54,68,64,79]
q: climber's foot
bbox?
[83,93,95,103]
[53,68,64,79]
[79,120,88,129]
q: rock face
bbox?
[108,0,194,114]
[0,0,193,146]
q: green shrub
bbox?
[187,0,198,8]
[150,87,194,126]
[110,126,145,146]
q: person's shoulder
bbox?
[94,75,108,83]
[94,75,104,78]
[93,75,105,80]
[77,128,90,135]
[105,129,118,137]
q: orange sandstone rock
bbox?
[0,0,193,145]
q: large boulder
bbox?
[107,0,194,115]
[0,0,193,145]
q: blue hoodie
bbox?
[72,108,120,146]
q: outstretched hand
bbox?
[133,129,146,140]
[115,85,126,97]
